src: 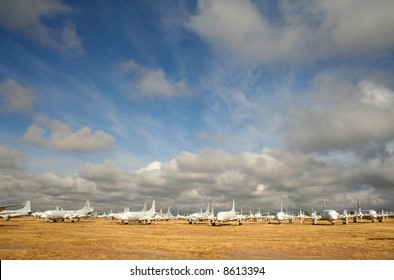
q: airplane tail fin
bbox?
[322,198,326,210]
[231,199,235,212]
[206,203,210,214]
[23,200,32,215]
[78,200,93,213]
[357,198,362,213]
[148,200,155,214]
[18,200,31,212]
[142,202,147,212]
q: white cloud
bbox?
[360,81,394,107]
[1,146,394,211]
[136,161,162,175]
[118,60,193,98]
[285,73,394,153]
[0,145,22,170]
[0,0,83,54]
[0,78,35,114]
[22,118,115,152]
[78,160,128,183]
[187,0,394,66]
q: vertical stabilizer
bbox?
[231,198,235,212]
[22,200,31,213]
[149,200,155,214]
[78,200,91,212]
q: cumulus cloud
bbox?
[0,78,35,114]
[0,145,22,171]
[285,73,394,153]
[1,146,393,211]
[78,160,129,183]
[0,0,83,54]
[119,59,193,98]
[187,0,394,65]
[21,117,115,152]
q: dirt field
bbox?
[0,217,393,260]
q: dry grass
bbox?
[1,217,393,260]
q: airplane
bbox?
[311,199,348,225]
[251,207,264,222]
[187,203,211,224]
[267,201,295,224]
[119,200,156,225]
[41,200,94,222]
[353,199,383,223]
[209,199,242,226]
[0,201,32,221]
[154,206,173,221]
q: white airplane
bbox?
[267,201,295,224]
[209,199,242,226]
[41,200,94,222]
[311,199,348,225]
[0,201,32,221]
[187,203,211,224]
[154,206,173,221]
[247,207,267,222]
[353,199,383,223]
[119,200,156,225]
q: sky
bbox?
[1,0,394,213]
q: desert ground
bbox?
[0,217,393,260]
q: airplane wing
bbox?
[0,203,24,212]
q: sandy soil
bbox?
[0,217,393,260]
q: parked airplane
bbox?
[209,199,242,226]
[188,203,211,224]
[41,200,94,222]
[311,199,348,225]
[267,201,295,224]
[253,207,264,222]
[154,207,173,221]
[119,200,156,225]
[353,199,383,223]
[0,201,31,221]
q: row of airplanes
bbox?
[1,199,393,226]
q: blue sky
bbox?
[1,0,394,213]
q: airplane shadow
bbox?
[0,224,19,228]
